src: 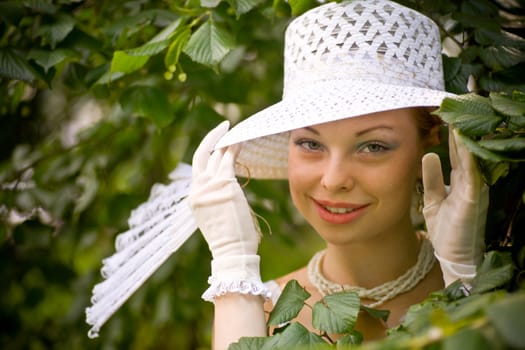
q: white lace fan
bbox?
[85,162,197,338]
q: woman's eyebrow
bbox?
[303,126,320,135]
[356,125,394,136]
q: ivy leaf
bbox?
[437,94,503,137]
[486,293,525,349]
[267,280,310,326]
[275,323,330,349]
[312,292,360,334]
[120,85,175,128]
[183,20,235,67]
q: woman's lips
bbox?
[313,198,369,224]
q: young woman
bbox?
[189,1,489,349]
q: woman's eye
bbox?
[361,142,388,153]
[296,140,322,151]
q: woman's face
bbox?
[288,108,429,245]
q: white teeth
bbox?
[324,206,355,214]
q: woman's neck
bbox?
[321,222,421,289]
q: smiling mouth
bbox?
[322,205,357,214]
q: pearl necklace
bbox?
[307,237,435,308]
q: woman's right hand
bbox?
[189,121,267,302]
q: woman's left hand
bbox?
[422,127,489,287]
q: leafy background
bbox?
[0,0,524,349]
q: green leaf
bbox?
[228,336,280,350]
[457,133,511,162]
[312,292,360,334]
[110,51,149,74]
[0,48,40,82]
[470,264,514,294]
[479,159,510,185]
[474,28,525,49]
[35,14,76,49]
[268,280,310,326]
[288,0,317,16]
[479,46,525,70]
[125,39,172,57]
[490,92,525,118]
[486,293,525,349]
[437,94,503,137]
[201,0,222,7]
[335,331,363,348]
[0,1,25,23]
[74,164,99,215]
[165,27,191,68]
[443,56,461,80]
[360,305,390,322]
[227,0,266,15]
[477,250,514,274]
[442,328,492,350]
[183,20,235,67]
[149,17,182,42]
[119,86,175,128]
[276,323,329,349]
[28,48,80,73]
[443,279,470,301]
[22,0,58,14]
[448,292,500,322]
[104,9,178,38]
[478,138,525,153]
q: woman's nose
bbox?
[320,158,354,192]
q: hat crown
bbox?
[283,0,444,98]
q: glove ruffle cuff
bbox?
[202,255,271,302]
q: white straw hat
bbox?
[216,0,453,179]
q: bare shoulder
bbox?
[274,265,310,290]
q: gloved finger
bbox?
[207,147,227,175]
[192,121,230,174]
[452,129,483,189]
[448,126,458,172]
[422,152,447,208]
[220,144,241,179]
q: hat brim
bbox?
[215,79,454,179]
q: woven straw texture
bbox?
[215,0,453,179]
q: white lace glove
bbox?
[189,121,269,302]
[422,128,489,288]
